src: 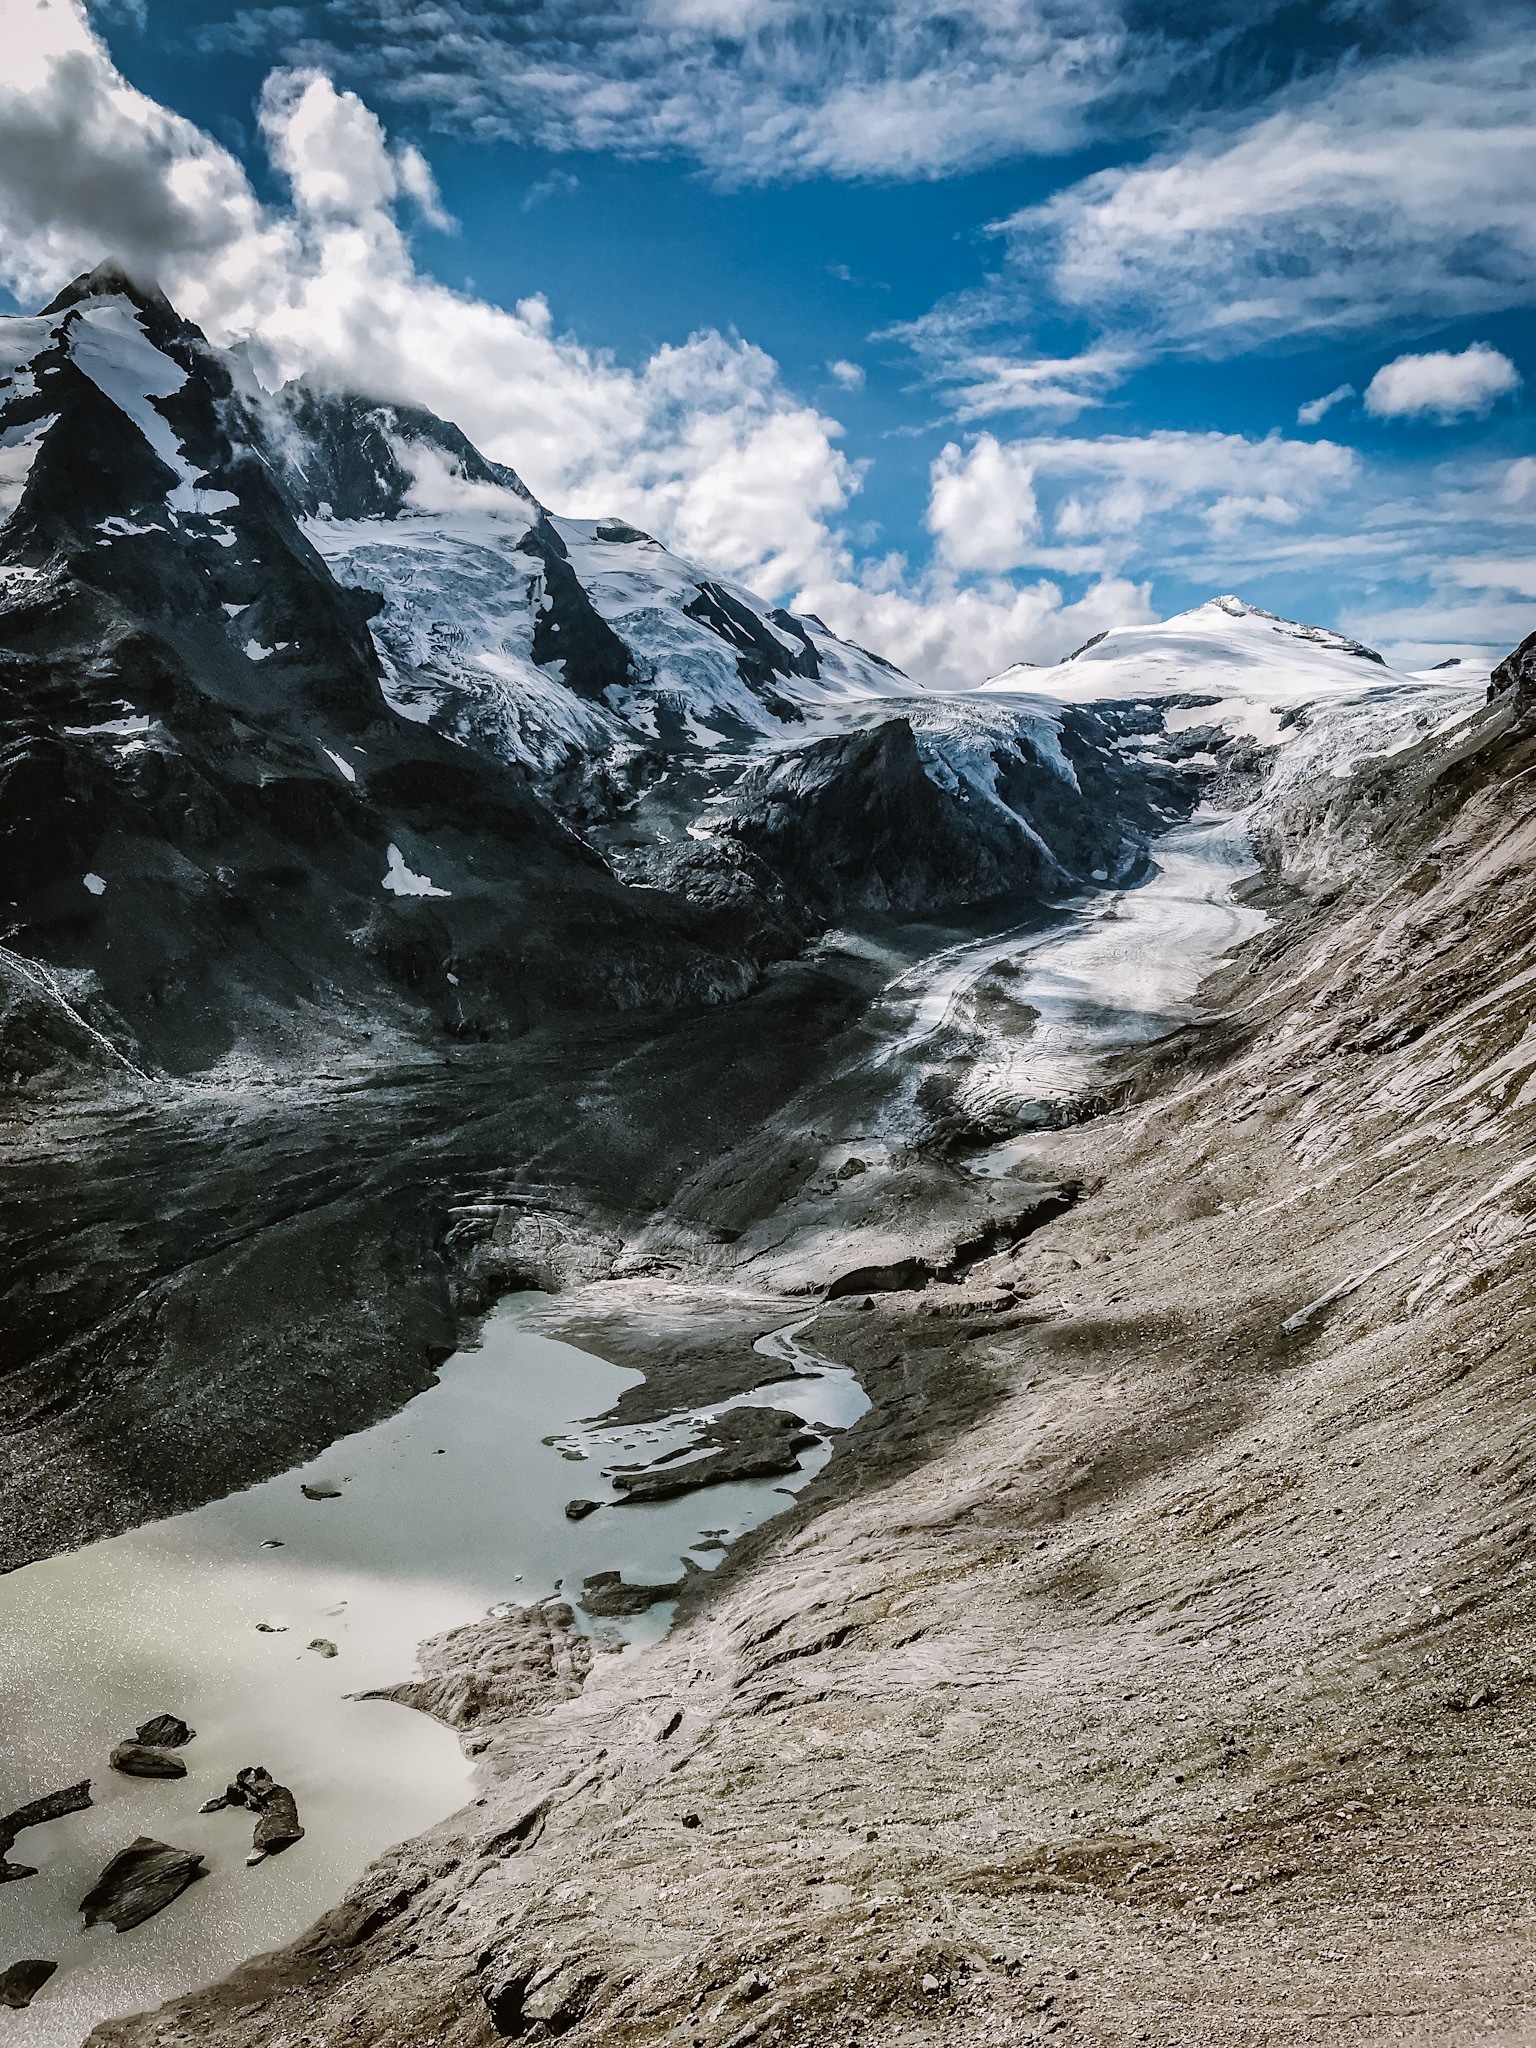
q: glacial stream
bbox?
[0,1305,864,2045]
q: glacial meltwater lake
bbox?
[0,1300,864,2045]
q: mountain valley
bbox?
[2,268,1534,2048]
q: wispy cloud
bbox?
[870,16,1536,490]
[924,28,1536,372]
[310,0,1149,181]
[521,168,579,213]
[1298,383,1353,426]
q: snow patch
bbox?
[244,639,272,662]
[0,414,57,522]
[83,872,106,896]
[321,744,357,782]
[64,715,152,738]
[383,844,450,897]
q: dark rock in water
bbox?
[578,1570,686,1618]
[135,1714,194,1748]
[79,1837,205,1930]
[361,1599,592,1729]
[110,1742,188,1779]
[250,1786,304,1863]
[0,1780,92,1883]
[301,1481,343,1500]
[826,1257,931,1299]
[608,1406,817,1504]
[200,1766,304,1862]
[308,1637,338,1658]
[0,1959,57,2009]
[565,1497,601,1520]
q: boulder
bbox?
[110,1742,188,1779]
[250,1786,305,1863]
[578,1570,685,1618]
[201,1766,305,1862]
[135,1715,194,1748]
[360,1601,592,1729]
[79,1838,205,1930]
[0,1959,57,2009]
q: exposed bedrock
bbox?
[362,1600,593,1734]
[711,711,1179,924]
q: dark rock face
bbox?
[718,719,1035,921]
[78,1837,205,1929]
[0,1779,92,1883]
[0,266,760,1074]
[1489,629,1536,709]
[607,1404,816,1503]
[713,707,1190,925]
[0,1959,57,2009]
[110,1742,188,1779]
[263,388,539,524]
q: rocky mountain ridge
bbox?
[0,264,1265,1078]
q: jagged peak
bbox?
[41,261,177,321]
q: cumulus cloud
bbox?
[1364,344,1520,422]
[926,428,1356,575]
[797,567,1157,689]
[827,359,865,390]
[0,12,856,596]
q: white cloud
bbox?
[0,13,859,599]
[798,568,1156,689]
[1364,343,1520,422]
[317,0,1164,183]
[927,435,1040,572]
[1446,556,1536,599]
[926,427,1356,575]
[1297,382,1353,426]
[980,35,1536,355]
[888,327,1136,422]
[827,358,864,390]
[0,3,1162,685]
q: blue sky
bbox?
[2,0,1533,681]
